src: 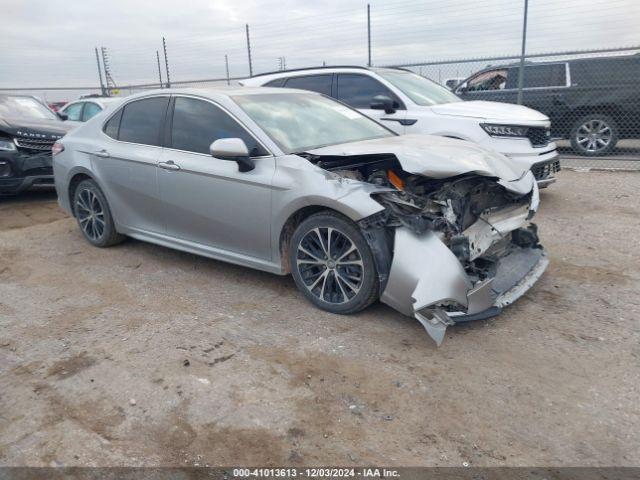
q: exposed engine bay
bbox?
[303,151,548,345]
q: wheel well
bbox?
[279,205,345,274]
[565,107,621,130]
[67,173,93,217]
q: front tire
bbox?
[73,179,124,247]
[289,212,379,314]
[570,113,618,156]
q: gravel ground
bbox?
[0,170,639,467]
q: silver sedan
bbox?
[52,88,548,345]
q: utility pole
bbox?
[225,54,230,85]
[367,4,372,67]
[156,51,163,88]
[100,47,116,95]
[517,0,529,105]
[246,24,253,77]
[277,57,287,71]
[162,37,171,88]
[95,47,106,96]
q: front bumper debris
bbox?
[380,227,548,346]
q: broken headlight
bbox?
[481,124,528,138]
[0,138,17,151]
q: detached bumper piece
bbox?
[380,227,549,346]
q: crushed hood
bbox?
[307,133,525,182]
[430,100,549,124]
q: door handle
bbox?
[93,149,110,158]
[158,160,181,171]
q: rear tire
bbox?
[73,179,124,247]
[289,211,379,314]
[570,113,618,156]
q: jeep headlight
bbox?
[0,138,17,151]
[481,124,528,137]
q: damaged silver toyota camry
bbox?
[53,88,548,345]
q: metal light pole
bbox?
[246,24,253,77]
[156,50,163,88]
[162,37,171,88]
[225,54,230,85]
[517,0,529,105]
[367,4,372,67]
[95,47,106,96]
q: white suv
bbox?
[241,66,560,187]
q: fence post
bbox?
[246,24,253,77]
[367,4,372,67]
[517,0,529,105]
[163,37,171,88]
[156,51,163,88]
[225,54,230,85]
[94,47,106,96]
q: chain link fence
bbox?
[1,0,639,169]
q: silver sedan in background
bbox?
[52,88,548,345]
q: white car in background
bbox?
[242,67,560,187]
[60,96,122,123]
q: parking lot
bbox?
[0,169,639,467]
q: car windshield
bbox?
[233,92,394,154]
[377,70,461,106]
[0,95,58,120]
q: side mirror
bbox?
[370,95,397,114]
[209,138,255,173]
[57,112,68,121]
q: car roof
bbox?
[240,66,409,86]
[115,86,323,103]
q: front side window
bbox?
[336,74,401,109]
[64,103,83,121]
[233,92,394,154]
[170,97,267,156]
[284,75,332,96]
[378,70,461,106]
[0,95,58,120]
[117,97,169,146]
[264,78,285,87]
[82,102,102,121]
[467,69,508,91]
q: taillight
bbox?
[52,141,64,156]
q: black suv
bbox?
[0,94,76,194]
[456,54,640,156]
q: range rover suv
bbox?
[0,94,77,194]
[455,54,640,156]
[242,66,560,187]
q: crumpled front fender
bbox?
[380,228,472,317]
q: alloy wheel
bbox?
[576,119,612,153]
[75,188,106,241]
[296,227,364,304]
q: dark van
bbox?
[455,54,640,156]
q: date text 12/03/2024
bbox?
[232,468,400,478]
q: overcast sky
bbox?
[2,0,638,98]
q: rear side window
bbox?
[264,78,285,87]
[336,74,400,109]
[82,102,102,121]
[64,103,83,121]
[508,64,567,89]
[284,75,332,96]
[103,109,122,138]
[170,97,267,157]
[117,97,169,146]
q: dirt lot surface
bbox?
[1,170,639,467]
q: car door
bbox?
[91,96,169,233]
[157,95,275,260]
[515,63,570,127]
[334,73,407,133]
